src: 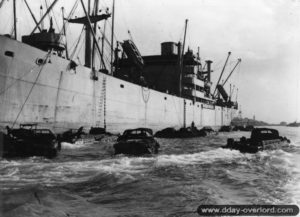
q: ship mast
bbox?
[30,0,59,35]
[92,0,99,69]
[61,7,69,59]
[40,6,44,30]
[85,0,92,68]
[179,19,188,97]
[13,0,17,39]
[79,0,108,70]
[110,0,115,75]
[101,21,107,69]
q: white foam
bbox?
[155,148,244,167]
[61,140,92,149]
[2,145,298,190]
[0,148,248,188]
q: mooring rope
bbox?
[0,63,40,96]
[11,51,52,128]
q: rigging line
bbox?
[69,25,84,51]
[95,23,113,46]
[0,51,49,96]
[59,0,79,35]
[95,48,109,63]
[101,39,112,54]
[12,52,52,128]
[75,39,85,64]
[0,65,39,96]
[92,0,99,14]
[98,31,111,47]
[103,46,113,60]
[80,0,107,69]
[23,7,36,33]
[69,26,85,59]
[97,38,112,60]
[23,0,42,32]
[105,19,119,42]
[58,1,81,52]
[45,0,59,30]
[31,0,59,34]
[44,0,52,24]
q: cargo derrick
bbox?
[214,52,241,109]
[116,40,145,85]
[115,19,219,106]
[116,40,215,105]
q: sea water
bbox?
[0,126,299,217]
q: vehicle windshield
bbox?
[251,129,279,140]
[124,129,152,137]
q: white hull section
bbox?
[0,36,236,133]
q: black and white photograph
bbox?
[0,0,299,216]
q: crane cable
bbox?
[69,26,85,60]
[59,0,80,35]
[0,64,39,96]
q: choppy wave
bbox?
[1,127,299,216]
[1,186,120,217]
[0,148,294,189]
[61,141,89,149]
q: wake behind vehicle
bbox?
[1,124,61,158]
[114,128,159,156]
[222,128,290,154]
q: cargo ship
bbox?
[0,0,240,134]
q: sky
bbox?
[0,0,299,124]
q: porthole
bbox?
[4,51,14,57]
[36,58,45,65]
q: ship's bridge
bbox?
[183,73,204,88]
[182,64,210,102]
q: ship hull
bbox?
[0,36,236,133]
